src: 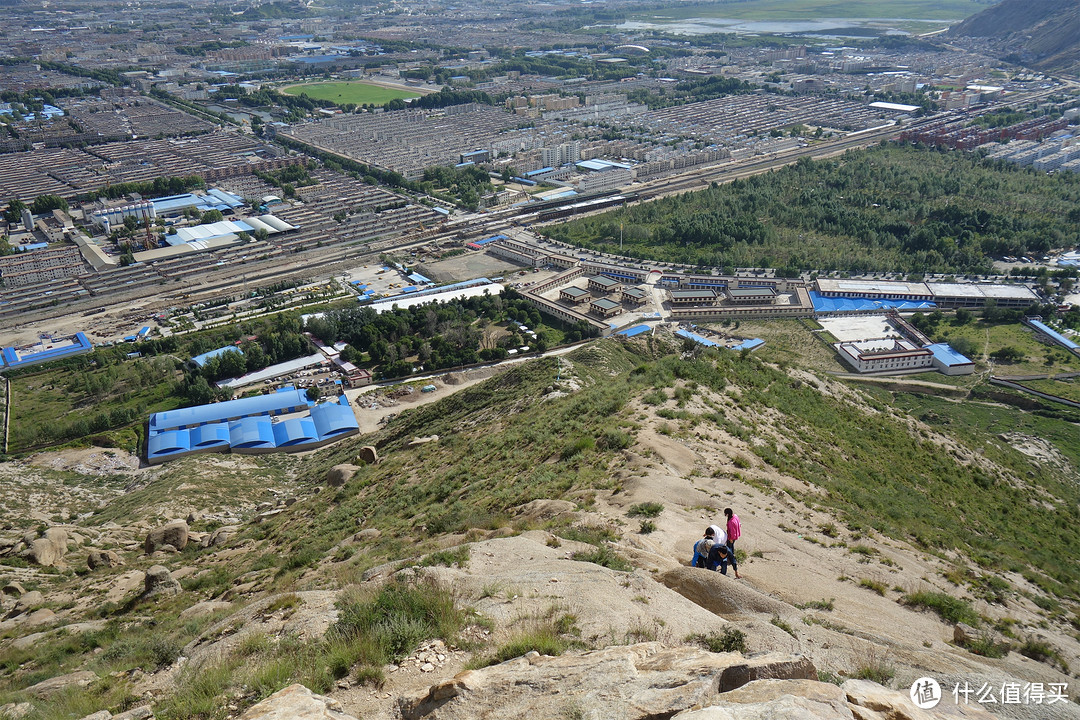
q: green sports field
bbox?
[279,81,422,106]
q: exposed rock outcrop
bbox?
[87,549,123,570]
[200,525,239,549]
[399,643,815,720]
[238,683,359,719]
[670,678,1000,719]
[658,566,791,618]
[326,464,359,487]
[21,527,68,567]
[145,519,188,554]
[142,565,182,598]
[24,670,97,698]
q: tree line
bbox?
[545,144,1080,275]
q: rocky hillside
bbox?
[948,0,1080,75]
[0,337,1078,719]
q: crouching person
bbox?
[709,543,742,578]
[691,526,716,568]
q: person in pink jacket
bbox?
[724,508,741,554]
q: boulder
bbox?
[142,565,182,598]
[357,446,378,464]
[145,519,189,554]
[187,511,203,525]
[238,683,359,720]
[1,581,25,598]
[77,711,112,720]
[86,550,123,570]
[353,528,381,542]
[179,600,233,621]
[201,526,239,549]
[14,590,44,613]
[22,527,68,567]
[0,702,33,719]
[399,643,814,720]
[106,570,146,604]
[657,566,791,619]
[326,464,360,487]
[841,679,998,719]
[113,707,154,720]
[24,670,97,698]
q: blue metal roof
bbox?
[616,325,650,337]
[675,329,720,348]
[147,431,191,459]
[149,388,310,432]
[189,423,231,448]
[731,338,765,351]
[310,401,360,438]
[273,417,319,446]
[809,292,936,313]
[1,332,92,371]
[1027,319,1079,350]
[927,343,974,366]
[229,417,276,448]
[191,346,242,367]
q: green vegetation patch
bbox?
[279,81,421,106]
[544,145,1080,275]
[635,0,988,22]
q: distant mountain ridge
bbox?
[948,0,1079,75]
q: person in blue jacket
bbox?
[709,542,742,578]
[691,526,716,568]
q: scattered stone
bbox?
[399,643,814,720]
[952,622,980,646]
[77,711,112,720]
[420,662,435,672]
[87,550,123,570]
[112,707,153,720]
[326,464,360,487]
[25,670,97,698]
[12,620,107,650]
[157,544,179,554]
[143,565,182,599]
[407,435,439,446]
[201,526,239,549]
[21,527,69,567]
[1,581,26,598]
[0,702,33,719]
[237,683,358,719]
[179,601,233,621]
[255,509,286,523]
[145,519,189,554]
[187,511,203,525]
[14,590,44,613]
[106,571,146,603]
[353,528,381,542]
[357,446,378,464]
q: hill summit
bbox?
[948,0,1080,75]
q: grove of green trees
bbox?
[544,144,1080,275]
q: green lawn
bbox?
[1017,378,1080,403]
[279,81,421,106]
[8,356,181,454]
[928,321,1080,376]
